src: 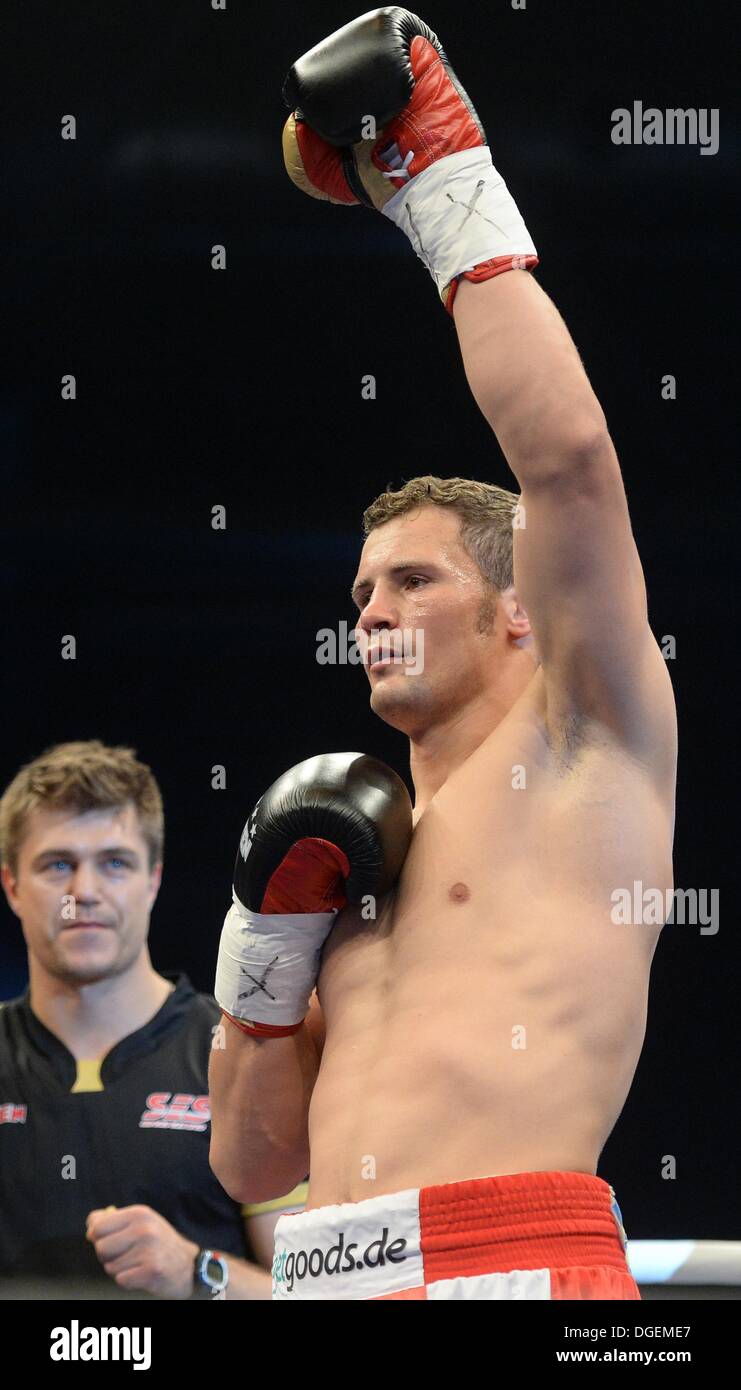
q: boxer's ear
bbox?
[500,587,532,640]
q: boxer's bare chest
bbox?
[319,685,670,1000]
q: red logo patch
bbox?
[139,1092,210,1131]
[0,1102,27,1124]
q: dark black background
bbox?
[2,1,738,1243]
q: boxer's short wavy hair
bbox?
[0,741,164,875]
[362,475,519,591]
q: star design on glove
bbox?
[240,798,262,861]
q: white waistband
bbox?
[272,1187,423,1300]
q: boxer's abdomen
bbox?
[309,910,650,1206]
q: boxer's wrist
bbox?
[378,146,538,307]
[214,898,336,1029]
[222,1011,305,1040]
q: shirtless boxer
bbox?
[209,9,677,1300]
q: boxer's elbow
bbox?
[516,413,613,491]
[209,1137,264,1203]
[209,1139,245,1201]
[210,1137,308,1206]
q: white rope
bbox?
[628,1240,741,1285]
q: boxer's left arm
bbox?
[453,272,676,774]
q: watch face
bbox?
[205,1257,224,1286]
[198,1250,228,1293]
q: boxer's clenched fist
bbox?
[281,6,538,310]
[214,752,412,1038]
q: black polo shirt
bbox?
[0,972,249,1295]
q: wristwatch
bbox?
[192,1248,229,1299]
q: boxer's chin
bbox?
[369,668,429,730]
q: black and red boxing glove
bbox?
[214,752,412,1038]
[281,6,538,313]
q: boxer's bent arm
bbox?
[453,271,675,763]
[209,1009,321,1205]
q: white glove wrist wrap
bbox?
[214,894,336,1026]
[380,147,537,300]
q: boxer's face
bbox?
[352,506,518,735]
[1,803,162,985]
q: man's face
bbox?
[351,506,501,735]
[1,803,162,985]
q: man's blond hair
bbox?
[362,475,519,590]
[0,741,164,874]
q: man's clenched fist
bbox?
[86,1204,198,1299]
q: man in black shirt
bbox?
[0,740,304,1298]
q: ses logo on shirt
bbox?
[0,1102,27,1124]
[139,1092,210,1132]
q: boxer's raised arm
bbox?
[280,9,675,768]
[454,272,675,768]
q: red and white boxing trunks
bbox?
[272,1170,640,1300]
